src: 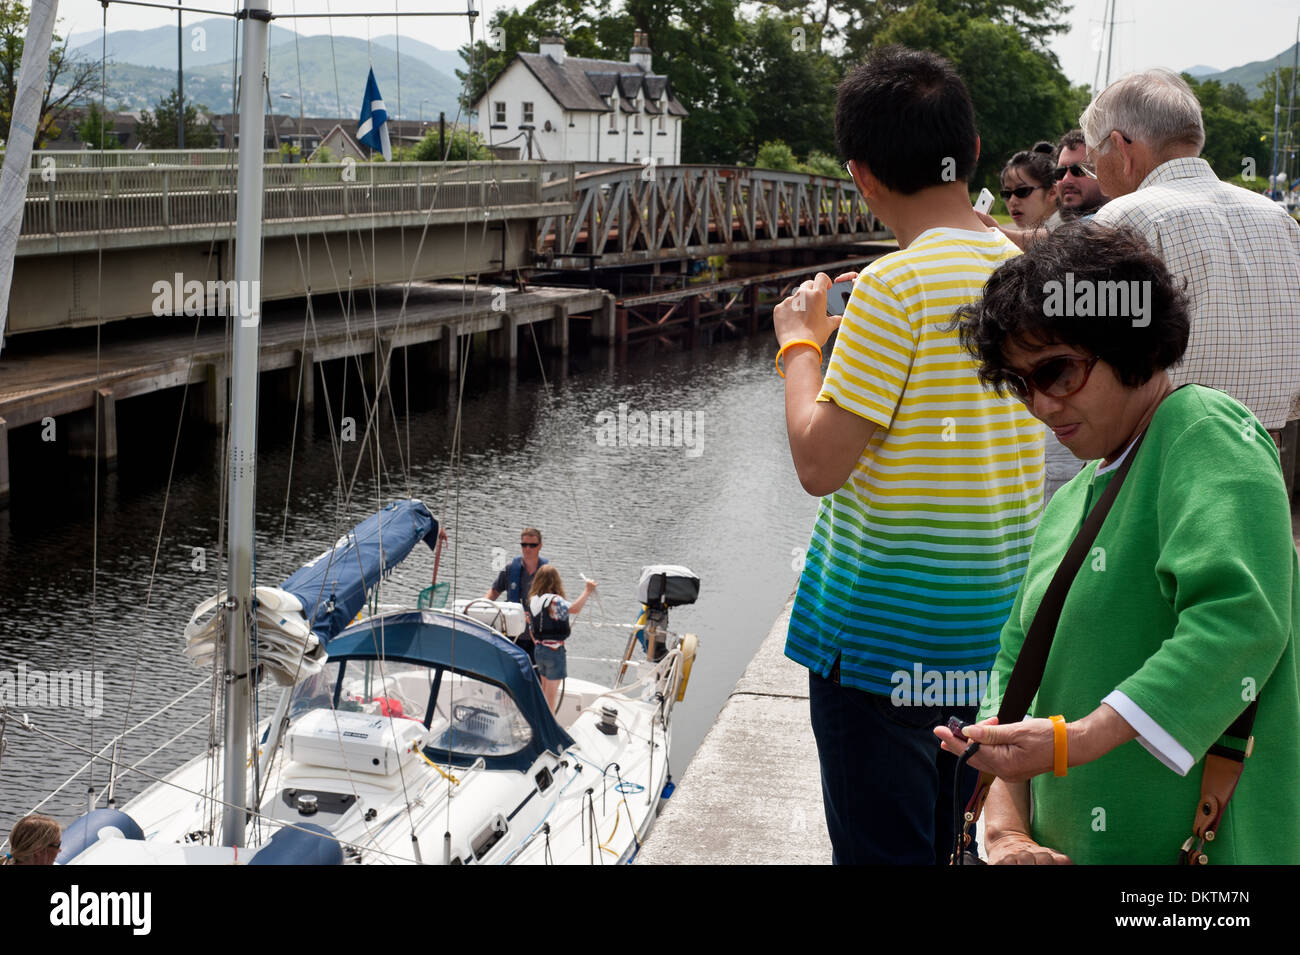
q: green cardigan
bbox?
[978,385,1300,864]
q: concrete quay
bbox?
[641,504,1300,866]
[638,597,832,865]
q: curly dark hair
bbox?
[954,222,1190,395]
[1056,129,1087,160]
[1001,141,1056,189]
[835,45,977,195]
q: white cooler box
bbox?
[453,598,528,638]
[286,709,425,776]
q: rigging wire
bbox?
[87,0,110,818]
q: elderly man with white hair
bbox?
[1083,69,1300,492]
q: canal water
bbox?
[0,331,819,837]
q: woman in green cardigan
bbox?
[936,222,1300,864]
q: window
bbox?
[522,102,534,124]
[609,110,617,130]
[493,101,506,124]
[634,113,642,131]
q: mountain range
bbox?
[63,19,466,119]
[55,20,1300,118]
[1194,41,1300,97]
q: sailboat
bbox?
[21,3,700,865]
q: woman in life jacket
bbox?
[526,565,598,711]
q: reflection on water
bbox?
[0,334,818,836]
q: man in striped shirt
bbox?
[1083,69,1300,490]
[774,46,1044,864]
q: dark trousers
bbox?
[808,667,979,865]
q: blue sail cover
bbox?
[327,610,575,770]
[279,500,439,642]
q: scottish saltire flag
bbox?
[357,67,391,161]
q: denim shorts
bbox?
[534,643,567,679]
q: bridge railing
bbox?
[20,161,572,238]
[17,148,282,169]
[534,164,880,266]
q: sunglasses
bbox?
[520,541,540,548]
[1004,355,1101,402]
[999,185,1042,200]
[1053,163,1097,181]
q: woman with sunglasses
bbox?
[936,222,1300,864]
[1000,143,1081,498]
[3,814,62,865]
[999,142,1058,230]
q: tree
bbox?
[1254,68,1300,188]
[733,14,838,165]
[76,102,120,149]
[839,0,1072,67]
[753,139,849,177]
[876,0,1088,190]
[412,126,493,161]
[0,0,101,146]
[1182,73,1269,183]
[456,0,609,112]
[136,89,216,148]
[755,139,801,171]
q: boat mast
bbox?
[221,0,271,848]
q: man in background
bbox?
[1085,69,1300,493]
[486,526,548,659]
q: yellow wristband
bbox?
[1050,714,1067,777]
[776,339,822,378]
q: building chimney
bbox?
[539,35,566,63]
[629,30,651,71]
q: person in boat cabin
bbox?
[526,566,598,711]
[486,526,548,660]
[3,813,61,865]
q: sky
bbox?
[53,0,1300,91]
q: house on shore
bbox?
[473,30,687,165]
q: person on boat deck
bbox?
[486,526,547,660]
[3,813,61,865]
[936,222,1300,864]
[526,566,597,711]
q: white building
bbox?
[473,31,688,165]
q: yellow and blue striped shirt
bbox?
[786,227,1045,697]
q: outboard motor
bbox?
[637,565,700,662]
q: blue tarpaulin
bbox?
[279,500,439,643]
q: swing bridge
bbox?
[11,154,885,332]
[0,154,891,505]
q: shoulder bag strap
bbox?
[959,427,1148,839]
